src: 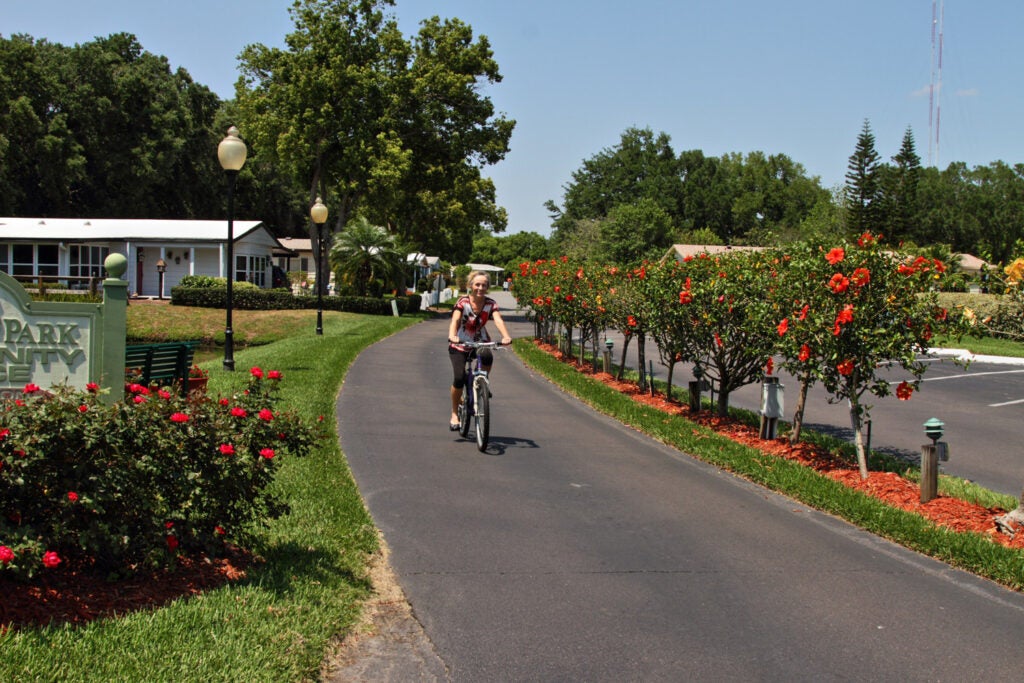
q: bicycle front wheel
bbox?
[474,377,490,451]
[458,384,472,438]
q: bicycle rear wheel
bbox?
[474,377,490,451]
[458,384,472,438]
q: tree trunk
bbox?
[637,333,647,392]
[666,360,675,401]
[848,393,869,480]
[717,387,730,417]
[995,487,1024,534]
[789,370,812,445]
[617,335,632,381]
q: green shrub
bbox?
[0,369,322,580]
[178,275,226,289]
[170,286,421,315]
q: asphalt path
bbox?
[338,296,1024,680]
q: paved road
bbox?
[336,295,1024,680]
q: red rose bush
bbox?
[0,368,321,579]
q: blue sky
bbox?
[5,1,1022,235]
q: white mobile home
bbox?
[0,218,290,297]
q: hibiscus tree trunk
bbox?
[789,370,812,445]
[617,334,632,381]
[995,487,1024,534]
[848,392,870,480]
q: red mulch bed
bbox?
[536,340,1023,550]
[0,547,251,634]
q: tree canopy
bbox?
[235,0,514,263]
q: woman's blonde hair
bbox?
[467,270,491,287]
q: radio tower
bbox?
[929,0,945,167]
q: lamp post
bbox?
[310,196,329,335]
[155,258,166,300]
[218,126,247,371]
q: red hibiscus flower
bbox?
[627,315,637,328]
[828,273,850,293]
[857,232,875,247]
[836,304,854,325]
[798,344,811,362]
[679,290,692,304]
[837,359,855,376]
[850,267,871,287]
[776,318,789,336]
[826,248,845,265]
[798,304,809,321]
[896,381,913,400]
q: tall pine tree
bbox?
[887,126,922,243]
[845,119,882,235]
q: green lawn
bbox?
[1,307,423,683]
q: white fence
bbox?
[420,287,458,310]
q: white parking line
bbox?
[920,368,1024,382]
[990,398,1024,407]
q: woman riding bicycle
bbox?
[448,270,512,430]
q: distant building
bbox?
[0,217,289,297]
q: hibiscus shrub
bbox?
[0,368,321,580]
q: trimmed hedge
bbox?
[169,286,421,315]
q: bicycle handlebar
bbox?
[454,340,510,348]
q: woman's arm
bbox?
[491,310,512,344]
[448,308,462,343]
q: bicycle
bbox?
[456,341,506,451]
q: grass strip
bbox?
[514,338,1024,591]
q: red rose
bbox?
[268,370,282,380]
[230,407,247,418]
[166,535,178,552]
[42,551,61,568]
[170,412,189,423]
[220,444,235,456]
[259,409,274,422]
[0,545,14,564]
[250,367,264,379]
[260,448,275,459]
[67,491,79,502]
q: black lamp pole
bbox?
[310,196,329,335]
[218,126,247,371]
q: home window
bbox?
[235,255,268,286]
[70,245,110,279]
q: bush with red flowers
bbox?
[0,368,321,580]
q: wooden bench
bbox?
[125,341,200,389]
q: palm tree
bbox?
[328,216,405,296]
